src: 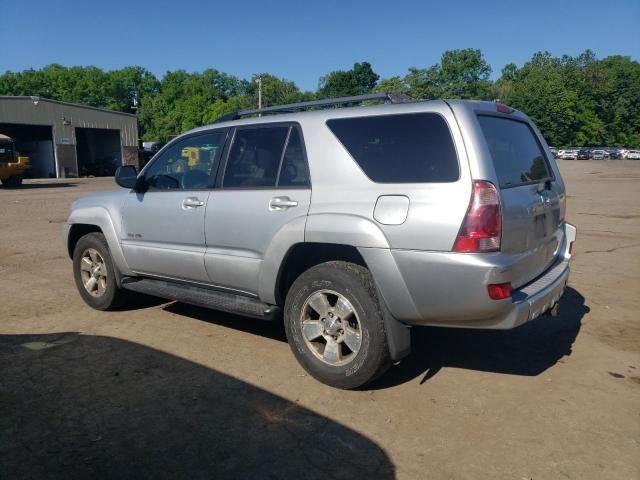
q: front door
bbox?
[121,130,227,282]
[204,124,311,295]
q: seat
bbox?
[241,149,278,186]
[279,161,297,185]
[181,169,210,189]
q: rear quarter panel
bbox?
[302,101,472,251]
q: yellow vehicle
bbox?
[0,134,30,188]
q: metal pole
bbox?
[256,77,262,111]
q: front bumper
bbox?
[0,156,30,179]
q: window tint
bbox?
[224,126,289,187]
[326,113,459,183]
[144,132,225,190]
[278,128,310,187]
[478,116,552,188]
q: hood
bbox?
[70,189,128,212]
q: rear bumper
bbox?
[360,222,577,329]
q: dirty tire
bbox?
[72,232,128,311]
[3,175,23,188]
[284,261,391,389]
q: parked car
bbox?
[577,148,591,160]
[559,149,577,160]
[64,94,577,389]
[592,149,607,160]
[627,150,640,160]
[607,149,623,159]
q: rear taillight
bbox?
[453,180,502,253]
[488,282,512,300]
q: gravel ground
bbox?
[1,160,639,479]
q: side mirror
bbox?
[115,165,139,189]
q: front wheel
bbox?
[72,232,129,310]
[284,261,392,389]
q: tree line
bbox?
[0,49,638,147]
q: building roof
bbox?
[0,96,137,118]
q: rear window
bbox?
[326,113,459,183]
[478,116,552,188]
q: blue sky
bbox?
[1,0,638,91]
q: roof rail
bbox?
[213,92,414,123]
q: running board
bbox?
[121,277,280,320]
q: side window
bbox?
[223,126,289,188]
[327,113,459,183]
[144,132,226,190]
[278,128,310,187]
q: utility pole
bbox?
[256,76,262,111]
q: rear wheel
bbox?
[2,175,23,188]
[284,261,391,389]
[73,232,128,310]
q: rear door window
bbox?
[223,126,289,188]
[278,128,310,187]
[326,113,459,183]
[478,116,552,188]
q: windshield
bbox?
[0,140,14,161]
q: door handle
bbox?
[269,196,298,210]
[182,197,205,208]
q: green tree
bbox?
[372,76,409,94]
[504,52,579,146]
[438,49,492,98]
[1,51,638,147]
[249,73,312,107]
[404,49,492,100]
[317,62,379,98]
[403,66,441,99]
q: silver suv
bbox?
[64,93,576,389]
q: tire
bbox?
[72,232,128,310]
[3,175,23,188]
[284,261,392,389]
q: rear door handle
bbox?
[182,197,205,208]
[269,196,298,210]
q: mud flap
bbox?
[378,290,411,362]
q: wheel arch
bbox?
[67,223,103,258]
[274,242,367,305]
[65,206,132,277]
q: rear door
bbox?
[477,115,565,287]
[204,123,311,295]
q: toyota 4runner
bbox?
[64,93,576,389]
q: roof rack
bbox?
[213,92,414,123]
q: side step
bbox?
[121,277,280,320]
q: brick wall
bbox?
[123,146,140,170]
